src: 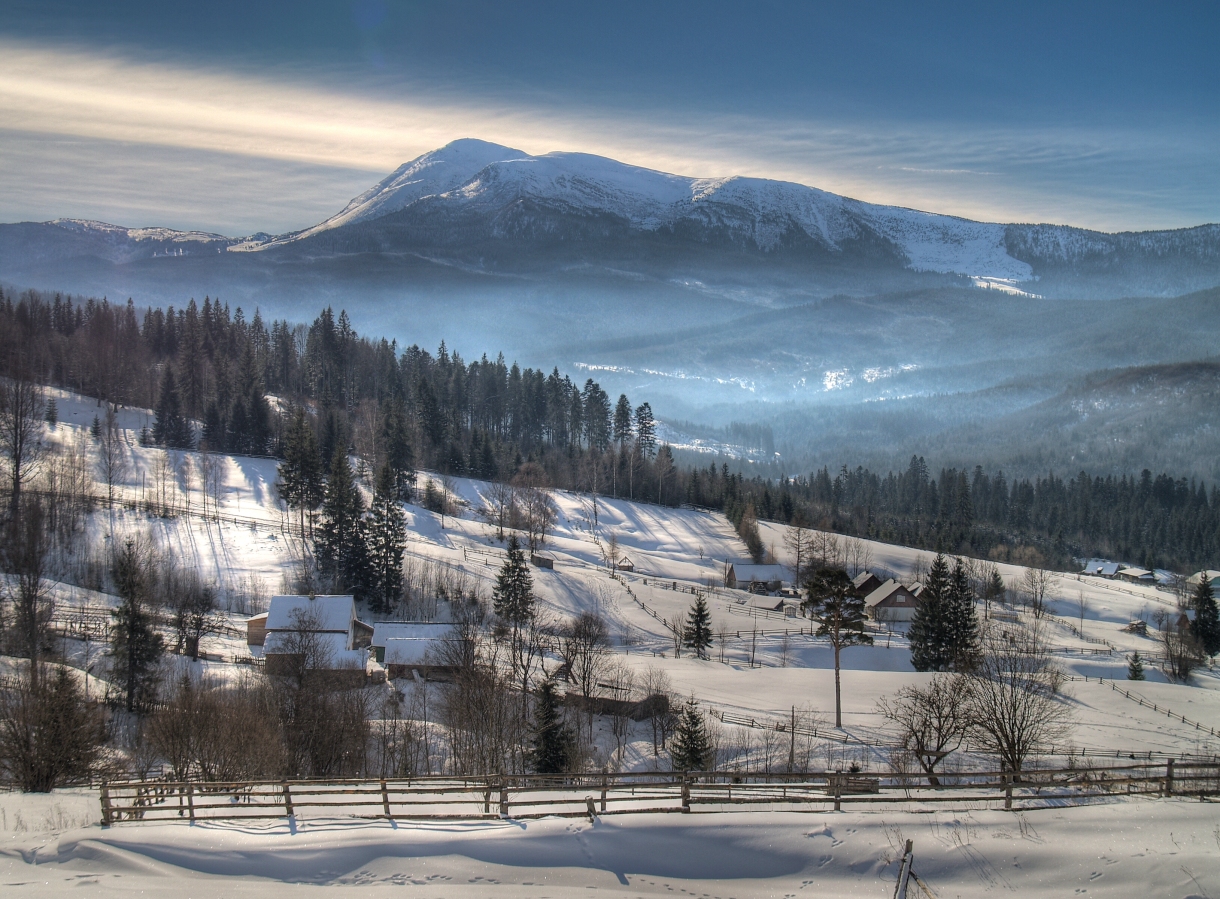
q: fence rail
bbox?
[99,760,1220,826]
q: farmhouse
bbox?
[256,595,369,677]
[1117,566,1155,584]
[851,570,884,597]
[1188,570,1220,591]
[863,579,919,622]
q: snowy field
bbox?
[5,390,1220,895]
[1,790,1218,898]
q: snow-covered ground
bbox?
[15,387,1220,765]
[1,791,1218,898]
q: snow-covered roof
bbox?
[382,637,454,667]
[863,579,916,608]
[266,595,355,633]
[371,622,453,647]
[851,571,879,589]
[1188,570,1220,587]
[732,563,787,582]
[264,630,366,668]
[1117,567,1154,579]
[1083,560,1121,577]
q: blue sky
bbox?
[1,1,1216,234]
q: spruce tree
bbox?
[804,567,873,728]
[153,366,194,449]
[528,679,575,774]
[315,448,371,600]
[44,398,58,426]
[670,697,713,772]
[1189,575,1220,658]
[109,540,164,714]
[1127,652,1146,680]
[910,553,952,672]
[946,557,981,671]
[366,463,406,614]
[493,535,534,624]
[683,594,713,659]
[276,408,324,538]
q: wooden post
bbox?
[484,785,492,815]
[1166,758,1175,796]
[1004,774,1013,811]
[893,839,913,899]
[681,776,691,813]
[100,783,112,827]
[600,769,608,813]
[381,779,392,820]
[499,778,509,817]
[186,783,196,824]
[833,772,842,812]
[282,782,294,819]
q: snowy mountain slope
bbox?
[244,139,1215,289]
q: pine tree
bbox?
[803,567,873,728]
[1127,652,1146,680]
[683,594,713,659]
[277,409,324,537]
[152,366,194,449]
[670,696,713,772]
[315,448,371,600]
[1190,575,1220,657]
[528,679,575,774]
[945,557,981,671]
[366,463,406,614]
[44,398,57,426]
[109,540,164,714]
[493,535,534,624]
[910,553,952,672]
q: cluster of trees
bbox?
[908,554,981,673]
[697,457,1220,574]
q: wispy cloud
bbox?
[1,40,1216,234]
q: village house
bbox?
[863,579,919,622]
[851,570,884,598]
[249,595,370,678]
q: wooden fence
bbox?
[99,760,1220,826]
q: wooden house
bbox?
[370,622,458,681]
[863,579,919,622]
[851,571,884,598]
[725,563,786,593]
[260,595,369,679]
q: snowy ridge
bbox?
[255,139,1046,281]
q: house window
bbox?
[895,596,905,603]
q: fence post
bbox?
[833,772,842,812]
[282,782,294,819]
[600,768,608,813]
[1004,774,1013,811]
[186,783,196,824]
[100,783,112,827]
[681,775,691,813]
[499,777,510,817]
[1166,758,1175,796]
[381,779,392,820]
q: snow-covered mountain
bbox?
[2,138,1219,300]
[241,139,1220,293]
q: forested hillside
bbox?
[2,286,1216,573]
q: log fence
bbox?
[98,760,1220,827]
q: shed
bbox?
[530,553,555,570]
[246,612,269,647]
[1117,567,1155,584]
[725,563,786,592]
[370,622,458,681]
[863,579,919,622]
[616,556,635,573]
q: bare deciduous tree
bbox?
[1021,567,1058,619]
[964,627,1073,777]
[560,611,610,739]
[96,404,127,509]
[0,373,45,519]
[877,674,969,785]
[2,496,53,687]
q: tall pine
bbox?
[109,540,164,713]
[804,567,873,728]
[152,365,194,449]
[315,447,371,600]
[493,535,534,624]
[276,408,324,537]
[1190,575,1220,658]
[366,463,406,614]
[683,594,713,659]
[670,697,713,772]
[910,553,952,672]
[946,557,981,671]
[528,679,575,774]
